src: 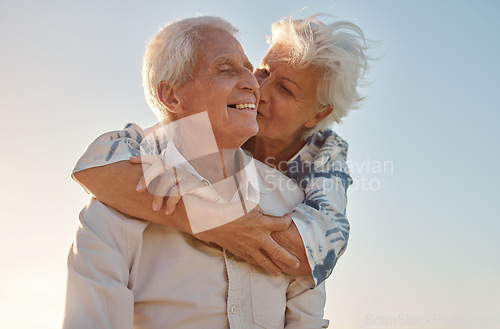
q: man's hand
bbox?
[193,204,300,276]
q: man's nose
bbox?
[239,70,260,93]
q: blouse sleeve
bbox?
[72,123,145,175]
[287,129,352,288]
[284,280,329,328]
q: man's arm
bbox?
[63,200,143,329]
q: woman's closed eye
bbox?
[279,84,293,96]
[255,66,270,77]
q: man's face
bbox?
[175,29,259,149]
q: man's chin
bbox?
[245,123,259,139]
[228,111,258,131]
[216,125,258,149]
[238,124,259,144]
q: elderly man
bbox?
[63,16,328,329]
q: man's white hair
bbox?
[269,14,370,137]
[142,16,238,121]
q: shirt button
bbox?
[231,306,237,314]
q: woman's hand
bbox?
[130,155,216,215]
[185,198,301,276]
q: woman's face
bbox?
[253,44,325,142]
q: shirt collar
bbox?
[236,148,261,195]
[160,143,261,200]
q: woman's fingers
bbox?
[163,176,215,214]
[143,161,168,187]
[152,194,165,212]
[260,235,300,270]
[131,156,227,215]
[129,156,142,164]
[165,195,182,215]
[152,174,177,211]
[131,155,171,190]
[256,213,299,269]
[136,176,147,192]
[177,175,210,196]
[250,250,282,277]
[130,154,163,165]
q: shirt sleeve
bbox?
[62,199,147,329]
[284,280,329,328]
[72,123,145,175]
[287,130,352,288]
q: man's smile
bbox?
[227,102,256,110]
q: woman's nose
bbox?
[257,78,269,103]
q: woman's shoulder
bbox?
[294,129,349,166]
[308,129,349,157]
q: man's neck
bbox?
[244,136,306,173]
[184,148,239,183]
[166,114,239,182]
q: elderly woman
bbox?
[73,14,369,287]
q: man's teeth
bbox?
[234,103,255,109]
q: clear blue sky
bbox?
[1,0,499,328]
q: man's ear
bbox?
[304,105,333,128]
[157,81,182,114]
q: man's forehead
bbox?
[195,31,252,70]
[196,28,238,46]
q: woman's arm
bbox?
[286,129,352,287]
[72,123,310,277]
[74,161,190,232]
[74,159,303,276]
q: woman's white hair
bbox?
[142,16,238,121]
[269,14,370,137]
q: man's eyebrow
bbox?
[214,57,233,66]
[213,57,254,71]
